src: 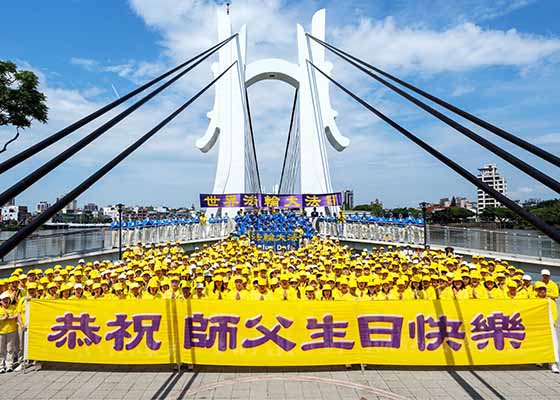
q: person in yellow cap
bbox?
[336,279,355,301]
[91,283,104,299]
[0,291,22,373]
[163,276,181,299]
[142,281,159,300]
[483,277,504,299]
[209,276,228,300]
[179,281,192,300]
[420,276,437,300]
[390,279,414,300]
[110,284,127,300]
[45,283,58,300]
[450,274,470,300]
[251,279,273,301]
[469,272,486,299]
[228,277,249,301]
[505,280,525,300]
[128,282,142,300]
[320,284,334,301]
[275,275,297,301]
[303,286,317,301]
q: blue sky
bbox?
[1,0,559,209]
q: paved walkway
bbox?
[1,362,559,400]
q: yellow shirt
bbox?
[420,286,438,300]
[439,287,455,300]
[336,292,357,301]
[488,288,505,299]
[274,287,297,301]
[454,289,471,300]
[471,286,487,299]
[227,290,250,301]
[250,291,274,301]
[544,280,559,300]
[0,305,18,334]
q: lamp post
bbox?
[117,203,124,260]
[420,202,428,248]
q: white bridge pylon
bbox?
[196,8,349,203]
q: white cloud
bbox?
[532,133,560,145]
[70,57,98,70]
[333,17,560,74]
[451,84,475,97]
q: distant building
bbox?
[102,206,120,221]
[477,164,507,211]
[83,203,98,212]
[58,197,78,214]
[1,205,29,224]
[343,190,354,210]
[36,201,50,213]
[522,198,541,208]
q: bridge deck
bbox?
[2,361,559,399]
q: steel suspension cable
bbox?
[0,37,235,207]
[279,89,299,193]
[307,34,560,168]
[0,35,237,175]
[308,60,560,243]
[0,62,237,259]
[306,34,560,194]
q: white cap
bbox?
[118,274,127,280]
[93,261,100,265]
[74,284,83,289]
[541,269,551,276]
[195,283,204,289]
[468,263,478,270]
[0,291,11,300]
[78,259,85,264]
[522,274,532,281]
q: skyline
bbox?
[1,0,559,209]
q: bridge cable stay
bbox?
[0,38,235,208]
[308,60,560,244]
[307,34,560,195]
[306,34,560,169]
[279,92,300,194]
[0,62,237,259]
[243,87,262,193]
[0,35,238,175]
[287,116,301,194]
[278,89,299,193]
[286,98,301,193]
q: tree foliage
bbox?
[431,207,474,224]
[0,60,48,153]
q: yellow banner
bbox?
[28,299,557,366]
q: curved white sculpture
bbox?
[197,8,349,206]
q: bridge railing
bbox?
[0,228,111,263]
[426,224,560,259]
[108,221,233,248]
[0,222,234,264]
[317,221,425,245]
[318,221,560,259]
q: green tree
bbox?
[0,61,48,153]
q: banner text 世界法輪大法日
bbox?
[199,193,342,208]
[27,299,558,366]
